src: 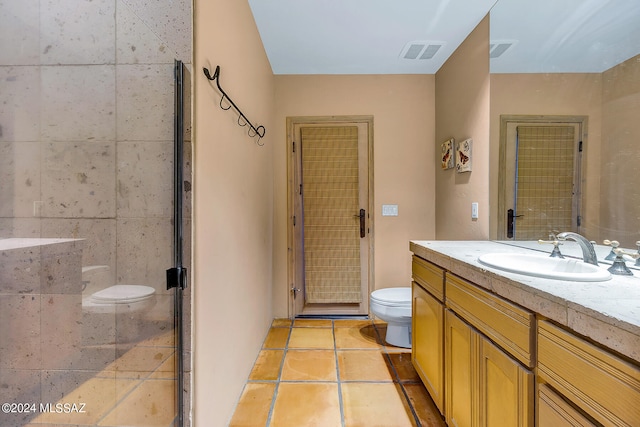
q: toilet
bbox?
[80,266,158,347]
[84,284,157,314]
[370,287,412,348]
[81,266,156,314]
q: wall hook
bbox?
[203,65,266,143]
[219,94,232,111]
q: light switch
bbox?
[471,202,479,219]
[382,204,398,216]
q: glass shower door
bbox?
[0,2,191,425]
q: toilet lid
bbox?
[370,287,411,306]
[91,285,155,304]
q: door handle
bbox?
[353,209,366,238]
[507,209,524,238]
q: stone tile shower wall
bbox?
[0,0,192,424]
[0,0,191,293]
[0,239,84,426]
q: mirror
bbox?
[490,0,640,253]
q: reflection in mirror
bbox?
[490,0,640,253]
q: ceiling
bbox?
[490,0,640,73]
[248,0,498,74]
[248,0,640,75]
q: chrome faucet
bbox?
[557,232,598,265]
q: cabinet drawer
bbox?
[412,256,445,301]
[538,383,596,427]
[445,272,534,367]
[538,320,640,427]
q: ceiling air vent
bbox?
[490,40,518,58]
[400,41,444,60]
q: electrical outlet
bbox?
[471,202,479,219]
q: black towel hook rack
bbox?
[203,65,266,145]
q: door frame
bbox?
[497,114,588,240]
[286,115,374,317]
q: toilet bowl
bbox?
[83,284,157,314]
[80,266,158,347]
[370,287,412,348]
[81,266,156,314]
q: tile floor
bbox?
[19,331,177,427]
[229,318,446,427]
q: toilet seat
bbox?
[371,287,411,306]
[90,285,155,304]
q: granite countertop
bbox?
[410,240,640,364]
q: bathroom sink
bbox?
[477,253,612,282]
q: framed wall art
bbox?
[456,138,472,173]
[441,138,455,169]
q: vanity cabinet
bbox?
[537,320,640,426]
[412,255,535,427]
[411,256,445,413]
[445,273,534,427]
[410,242,640,427]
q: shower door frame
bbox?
[170,59,191,427]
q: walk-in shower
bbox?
[0,1,192,426]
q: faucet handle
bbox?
[606,247,639,276]
[603,240,620,261]
[538,239,564,258]
[612,247,640,260]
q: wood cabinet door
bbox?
[412,281,444,413]
[479,337,534,427]
[445,309,479,427]
[537,383,596,427]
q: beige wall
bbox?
[435,16,491,240]
[601,54,640,247]
[272,75,436,317]
[193,0,275,425]
[489,74,603,240]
